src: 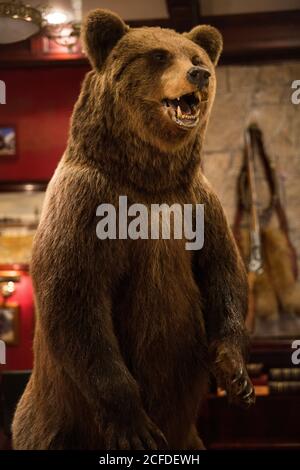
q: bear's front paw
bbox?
[212,342,256,409]
[103,410,168,450]
[228,365,256,408]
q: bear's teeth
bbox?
[177,105,182,118]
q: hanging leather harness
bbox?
[233,123,298,281]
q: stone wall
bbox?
[203,61,300,271]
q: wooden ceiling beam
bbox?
[166,0,201,32]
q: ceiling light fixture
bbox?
[0,0,43,44]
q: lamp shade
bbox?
[0,1,43,44]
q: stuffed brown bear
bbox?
[12,9,255,450]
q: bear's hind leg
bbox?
[185,425,206,450]
[47,429,80,450]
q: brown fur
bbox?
[12,9,253,450]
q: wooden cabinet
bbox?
[201,394,300,449]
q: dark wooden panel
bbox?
[0,34,87,68]
[0,181,48,192]
[206,9,300,64]
[166,0,200,31]
[200,394,300,449]
[1,10,300,67]
[250,338,294,368]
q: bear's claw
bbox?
[211,342,256,409]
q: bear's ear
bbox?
[185,25,223,66]
[82,9,129,70]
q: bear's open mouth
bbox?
[162,91,205,130]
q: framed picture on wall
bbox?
[0,302,20,345]
[0,126,17,157]
[0,182,47,266]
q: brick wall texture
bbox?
[203,62,300,273]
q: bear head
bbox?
[81,9,222,154]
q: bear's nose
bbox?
[187,66,211,88]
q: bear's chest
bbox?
[112,235,205,355]
[107,193,204,320]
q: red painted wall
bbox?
[0,65,88,372]
[0,65,88,181]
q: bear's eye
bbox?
[192,56,202,66]
[151,49,169,63]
